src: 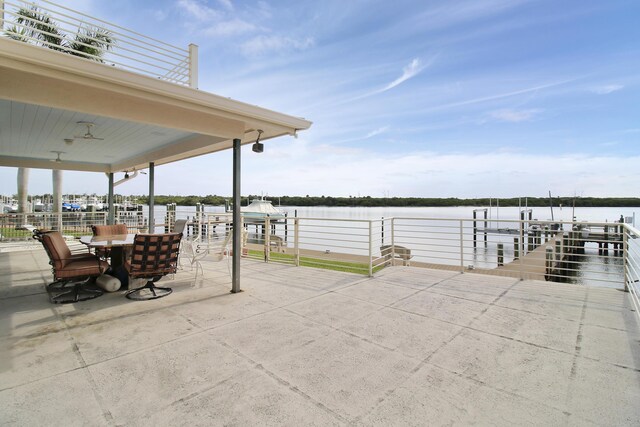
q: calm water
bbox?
[142,204,635,288]
[153,204,638,225]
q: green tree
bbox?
[5,5,114,62]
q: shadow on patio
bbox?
[1,245,639,425]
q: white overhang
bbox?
[0,38,312,173]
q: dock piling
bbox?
[497,243,504,266]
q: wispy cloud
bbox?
[346,57,433,102]
[421,78,578,113]
[204,19,256,37]
[365,126,389,138]
[177,0,220,21]
[380,58,425,92]
[241,35,315,56]
[216,0,233,11]
[490,108,541,122]
[589,84,624,95]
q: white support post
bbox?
[623,227,629,292]
[265,216,271,262]
[294,218,300,267]
[459,220,464,273]
[368,220,373,277]
[148,162,155,233]
[189,44,198,89]
[390,218,395,266]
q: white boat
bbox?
[2,198,19,213]
[83,195,106,211]
[33,199,45,212]
[241,198,286,223]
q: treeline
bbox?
[136,195,640,208]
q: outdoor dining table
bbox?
[79,233,135,287]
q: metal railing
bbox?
[0,210,147,239]
[1,0,197,87]
[625,225,640,314]
[183,214,635,292]
[3,211,638,296]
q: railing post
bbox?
[623,226,629,292]
[519,225,524,280]
[390,218,395,266]
[368,220,373,277]
[188,43,199,89]
[265,216,271,262]
[294,218,300,267]
[459,220,464,273]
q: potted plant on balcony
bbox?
[4,4,114,62]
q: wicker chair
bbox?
[34,230,109,304]
[124,233,182,300]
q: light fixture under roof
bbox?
[252,129,264,153]
[50,151,64,163]
[73,121,104,141]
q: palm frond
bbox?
[13,6,66,51]
[68,26,114,61]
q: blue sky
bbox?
[2,0,639,198]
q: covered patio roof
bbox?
[0,37,312,173]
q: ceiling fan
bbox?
[50,151,64,163]
[72,121,104,141]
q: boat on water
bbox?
[240,198,286,223]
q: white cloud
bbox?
[590,84,624,95]
[216,0,234,11]
[204,19,256,37]
[365,126,389,138]
[381,58,425,92]
[177,0,221,21]
[490,108,541,122]
[241,35,315,56]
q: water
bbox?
[143,204,635,288]
[151,204,637,225]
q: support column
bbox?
[17,167,29,213]
[107,173,114,225]
[148,162,155,233]
[232,138,242,293]
[52,169,62,231]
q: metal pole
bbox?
[231,138,241,293]
[368,220,373,277]
[265,216,271,262]
[459,220,464,273]
[294,218,300,266]
[107,173,114,225]
[623,226,629,292]
[148,162,155,233]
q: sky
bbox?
[1,0,639,198]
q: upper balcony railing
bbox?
[0,0,197,87]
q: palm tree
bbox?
[5,5,115,214]
[5,5,114,62]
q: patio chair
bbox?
[124,233,182,301]
[180,230,246,279]
[173,219,187,234]
[91,223,128,259]
[34,230,109,304]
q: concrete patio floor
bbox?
[1,245,639,426]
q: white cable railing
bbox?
[2,211,637,295]
[1,0,196,87]
[624,225,640,314]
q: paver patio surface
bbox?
[1,247,639,425]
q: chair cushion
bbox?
[55,258,109,279]
[42,232,72,269]
[92,224,128,236]
[125,233,181,278]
